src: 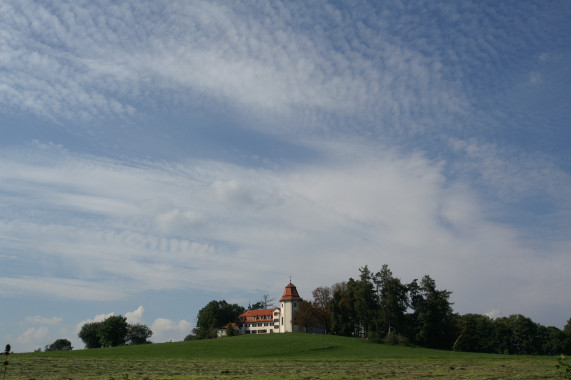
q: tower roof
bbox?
[279,282,302,302]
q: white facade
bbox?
[279,299,300,333]
[238,308,280,335]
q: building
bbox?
[216,322,239,337]
[232,282,304,335]
[279,281,303,333]
[238,308,281,334]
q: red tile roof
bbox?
[238,308,280,323]
[280,282,302,302]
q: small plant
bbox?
[556,355,571,379]
[2,344,10,380]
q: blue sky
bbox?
[1,0,570,352]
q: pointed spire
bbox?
[280,281,302,302]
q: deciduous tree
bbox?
[97,315,128,347]
[312,286,332,333]
[127,323,153,345]
[293,300,315,332]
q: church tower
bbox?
[279,282,303,333]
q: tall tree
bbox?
[374,265,408,336]
[354,266,379,338]
[411,275,455,349]
[329,270,378,339]
[329,281,356,336]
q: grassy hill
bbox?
[11,333,561,379]
[30,333,463,359]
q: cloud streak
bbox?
[1,140,569,328]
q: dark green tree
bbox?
[353,266,379,338]
[410,275,455,349]
[329,281,356,336]
[196,300,245,339]
[78,322,102,349]
[127,323,153,345]
[97,315,128,347]
[328,269,378,339]
[45,338,72,351]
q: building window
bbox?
[281,317,283,324]
[294,302,297,307]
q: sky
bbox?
[1,0,570,352]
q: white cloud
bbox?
[150,318,192,343]
[16,327,49,346]
[125,306,144,324]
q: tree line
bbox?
[294,265,571,355]
[189,264,571,355]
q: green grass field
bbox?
[6,334,562,379]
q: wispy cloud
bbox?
[1,140,569,326]
[23,316,62,325]
[0,1,469,139]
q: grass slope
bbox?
[10,334,561,379]
[29,334,461,359]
